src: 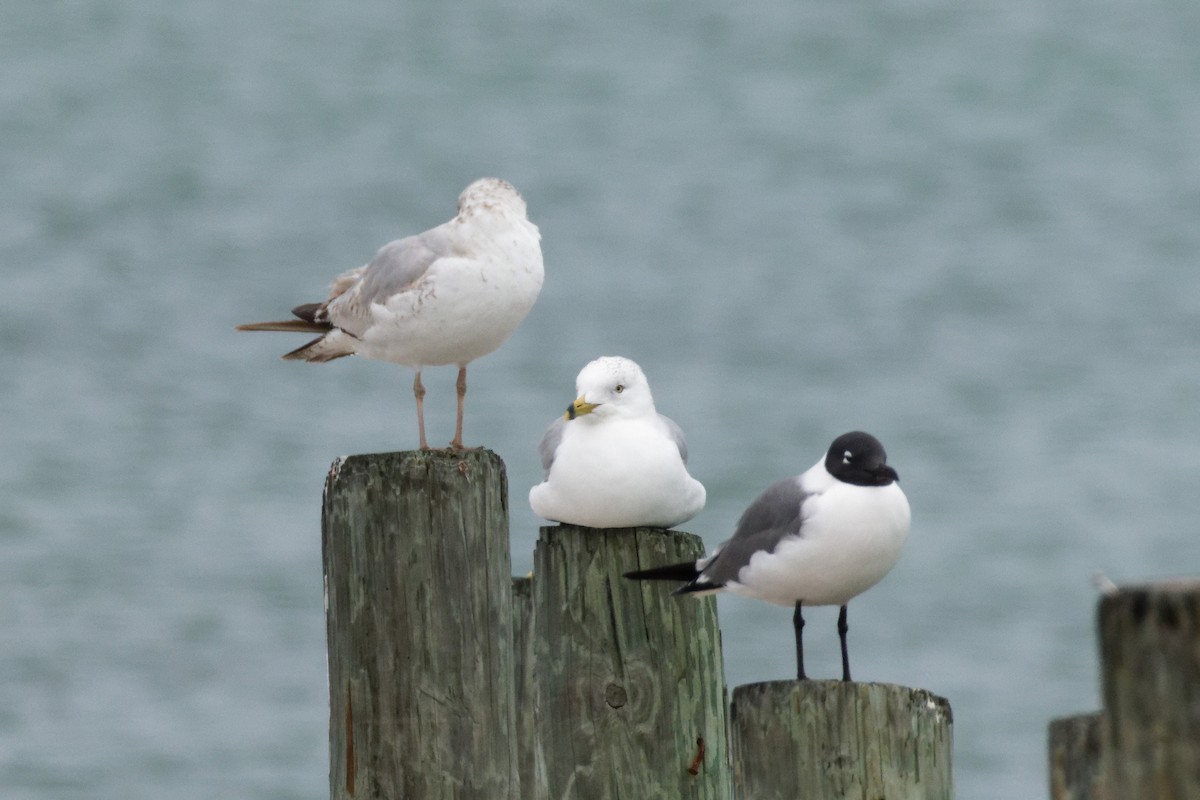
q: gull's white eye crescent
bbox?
[842,450,852,464]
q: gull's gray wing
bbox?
[325,227,456,332]
[537,417,566,478]
[698,477,809,586]
[660,414,689,464]
[356,227,456,305]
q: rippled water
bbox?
[4,1,1200,798]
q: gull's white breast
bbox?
[529,416,705,529]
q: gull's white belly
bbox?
[729,482,910,607]
[357,243,543,368]
[529,419,705,529]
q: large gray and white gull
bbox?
[626,431,910,681]
[529,356,706,529]
[237,177,544,449]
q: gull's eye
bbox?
[614,384,625,393]
[842,450,852,464]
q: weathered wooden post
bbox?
[1099,580,1200,797]
[730,681,953,799]
[1048,712,1104,800]
[323,450,516,800]
[511,576,538,795]
[529,525,729,799]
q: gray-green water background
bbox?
[4,1,1200,798]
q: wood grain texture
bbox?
[1100,580,1200,798]
[1048,712,1104,800]
[512,576,538,797]
[531,525,729,800]
[731,680,953,800]
[323,449,516,800]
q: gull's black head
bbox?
[825,431,898,486]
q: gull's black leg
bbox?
[838,604,851,682]
[793,600,807,680]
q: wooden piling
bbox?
[730,681,953,800]
[529,525,729,799]
[1099,580,1200,797]
[1048,712,1104,800]
[512,576,538,796]
[322,450,516,800]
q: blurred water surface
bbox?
[3,1,1200,798]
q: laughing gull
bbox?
[529,356,706,529]
[237,178,544,450]
[625,431,910,681]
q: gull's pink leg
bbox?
[450,366,467,450]
[413,370,429,450]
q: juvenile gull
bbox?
[529,356,706,529]
[237,177,544,450]
[626,431,910,681]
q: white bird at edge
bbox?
[237,178,544,450]
[625,431,910,682]
[529,356,706,529]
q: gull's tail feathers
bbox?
[237,303,355,362]
[671,579,724,597]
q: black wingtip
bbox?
[623,562,702,583]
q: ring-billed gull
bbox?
[626,431,910,681]
[529,356,706,529]
[237,177,544,450]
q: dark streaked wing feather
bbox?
[661,414,689,464]
[697,477,809,586]
[291,302,324,323]
[537,418,565,477]
[281,336,346,362]
[236,318,330,333]
[280,329,358,362]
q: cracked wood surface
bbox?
[323,449,517,800]
[529,525,729,800]
[731,681,953,800]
